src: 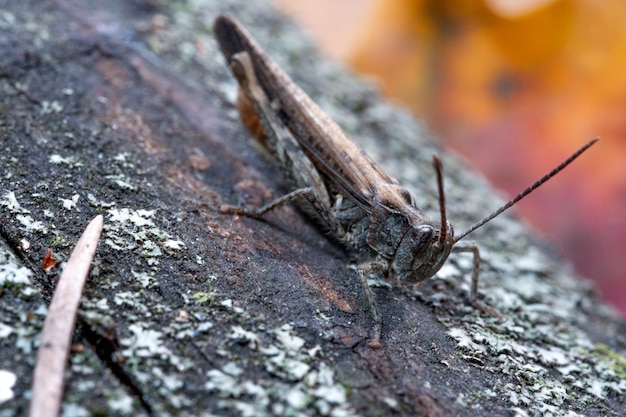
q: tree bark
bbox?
[0,1,624,416]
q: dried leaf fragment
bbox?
[41,248,60,273]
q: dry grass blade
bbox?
[29,215,104,417]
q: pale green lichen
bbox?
[0,191,29,214]
[87,193,116,208]
[60,403,90,417]
[40,100,63,115]
[15,214,47,233]
[106,392,135,416]
[0,369,16,404]
[104,207,186,267]
[105,174,136,190]
[592,344,626,380]
[49,154,82,167]
[131,270,157,289]
[59,193,80,210]
[0,257,32,287]
[4,296,46,358]
[204,323,357,417]
[443,242,626,415]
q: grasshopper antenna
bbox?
[433,155,448,245]
[453,138,599,243]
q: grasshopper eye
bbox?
[413,225,434,249]
[416,224,433,236]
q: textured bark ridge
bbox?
[0,1,624,416]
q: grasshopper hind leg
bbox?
[220,187,314,218]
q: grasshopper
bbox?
[214,15,598,348]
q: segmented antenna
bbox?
[433,155,448,246]
[453,138,599,243]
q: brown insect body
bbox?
[215,16,454,285]
[214,15,597,348]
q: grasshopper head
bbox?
[393,155,455,283]
[392,220,455,283]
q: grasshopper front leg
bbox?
[452,243,500,318]
[355,262,390,349]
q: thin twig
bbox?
[29,215,104,417]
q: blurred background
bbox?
[272,0,626,316]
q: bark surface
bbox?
[0,1,624,416]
